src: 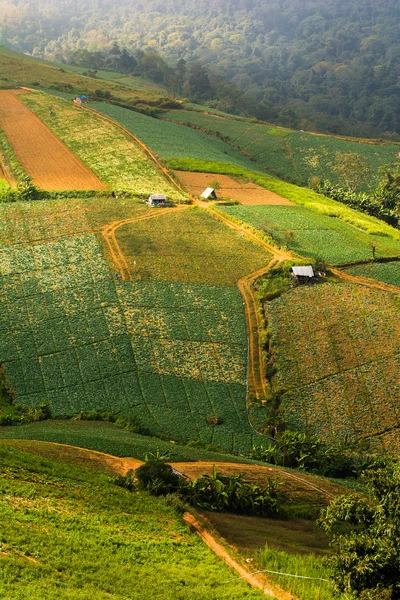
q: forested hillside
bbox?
[0,0,399,137]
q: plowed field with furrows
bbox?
[0,91,107,191]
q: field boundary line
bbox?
[184,512,296,599]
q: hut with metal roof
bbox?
[291,265,315,283]
[200,187,217,200]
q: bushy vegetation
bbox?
[251,430,383,479]
[124,460,284,517]
[319,463,400,598]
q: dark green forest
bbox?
[0,0,399,137]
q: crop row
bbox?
[0,231,260,452]
[91,102,263,172]
[348,261,400,287]
[267,283,400,446]
[221,204,400,264]
[162,109,399,190]
[22,93,186,201]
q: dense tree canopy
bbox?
[0,0,399,136]
[319,464,400,598]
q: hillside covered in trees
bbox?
[0,0,399,137]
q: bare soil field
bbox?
[0,90,108,191]
[174,170,293,205]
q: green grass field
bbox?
[347,261,400,287]
[220,205,400,265]
[21,92,186,200]
[90,102,267,172]
[0,421,263,463]
[117,207,268,284]
[0,444,266,599]
[162,109,400,190]
[267,282,400,449]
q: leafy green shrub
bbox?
[113,469,136,491]
[251,430,384,478]
[184,465,284,516]
[135,461,181,496]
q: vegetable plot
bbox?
[21,93,186,201]
[267,283,400,447]
[0,227,262,453]
[221,205,400,265]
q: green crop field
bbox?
[0,445,266,599]
[0,420,262,463]
[220,205,400,265]
[21,92,186,200]
[267,282,400,449]
[117,207,267,285]
[90,102,266,172]
[347,261,400,287]
[0,198,270,455]
[162,109,399,190]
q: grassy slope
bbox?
[162,109,400,191]
[0,46,166,103]
[0,444,265,599]
[0,421,262,463]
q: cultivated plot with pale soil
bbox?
[0,90,107,191]
[175,170,293,205]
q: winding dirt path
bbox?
[101,205,189,280]
[184,513,296,599]
[332,267,400,294]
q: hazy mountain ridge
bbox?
[1,1,399,134]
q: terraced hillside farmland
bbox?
[0,198,270,454]
[267,283,400,452]
[20,92,185,200]
[90,102,267,172]
[221,205,400,265]
[0,91,107,191]
[162,109,400,190]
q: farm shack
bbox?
[73,95,88,106]
[147,193,167,207]
[291,265,315,283]
[200,187,217,200]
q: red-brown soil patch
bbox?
[174,170,293,205]
[0,90,108,191]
